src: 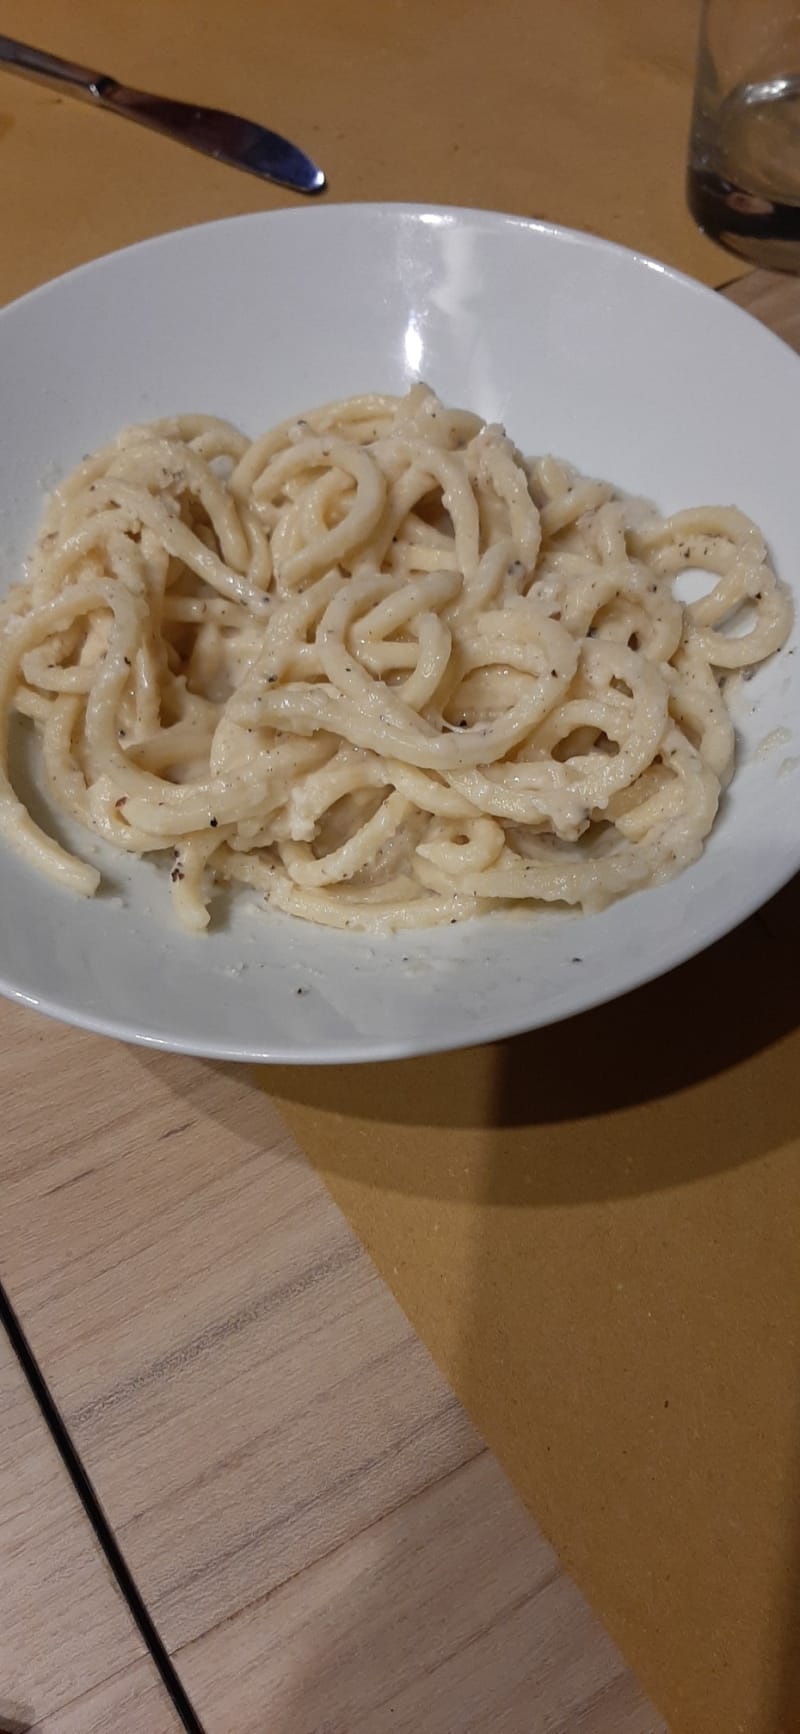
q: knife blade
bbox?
[0,32,326,195]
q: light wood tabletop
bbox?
[0,1335,180,1734]
[1,1008,663,1733]
[0,193,798,1734]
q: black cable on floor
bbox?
[0,1277,206,1734]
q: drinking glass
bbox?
[687,0,800,271]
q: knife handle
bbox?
[0,33,111,102]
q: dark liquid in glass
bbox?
[688,75,800,272]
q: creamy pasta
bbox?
[0,386,791,932]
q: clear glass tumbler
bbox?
[687,0,800,271]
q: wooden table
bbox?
[0,106,798,1734]
[0,1025,665,1733]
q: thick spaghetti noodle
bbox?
[0,386,791,931]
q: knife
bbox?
[0,33,326,195]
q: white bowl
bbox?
[1,204,798,1062]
